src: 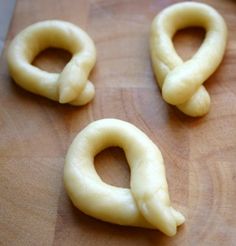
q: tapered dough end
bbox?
[69,81,95,106]
[59,86,78,104]
[138,193,185,237]
[170,207,185,226]
[162,79,186,106]
[177,86,211,117]
[58,61,88,103]
[161,65,202,106]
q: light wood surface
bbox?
[1,0,236,245]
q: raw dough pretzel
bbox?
[7,20,96,105]
[150,2,227,116]
[64,119,185,236]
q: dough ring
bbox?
[64,119,185,236]
[7,20,96,105]
[150,2,227,116]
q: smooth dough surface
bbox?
[64,119,185,236]
[7,20,96,105]
[150,2,227,116]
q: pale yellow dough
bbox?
[64,119,185,236]
[7,20,96,105]
[150,2,227,117]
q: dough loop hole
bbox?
[32,48,72,73]
[173,27,205,61]
[95,147,130,188]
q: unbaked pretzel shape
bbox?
[64,119,185,236]
[150,2,227,116]
[7,20,96,105]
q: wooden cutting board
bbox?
[1,0,236,245]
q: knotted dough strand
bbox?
[150,2,227,116]
[64,119,185,236]
[7,20,96,105]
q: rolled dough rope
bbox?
[7,20,96,105]
[64,119,185,236]
[150,2,227,117]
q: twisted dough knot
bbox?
[150,2,227,117]
[7,20,96,105]
[64,119,185,236]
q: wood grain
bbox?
[0,0,236,245]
